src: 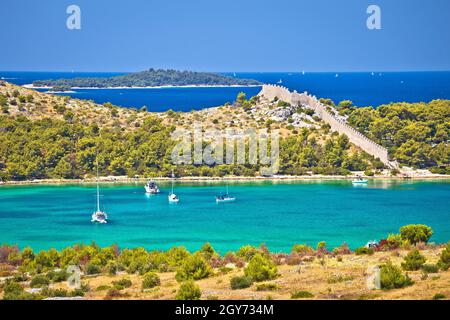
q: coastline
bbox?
[1,173,449,186]
[23,84,263,90]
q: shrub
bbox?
[385,234,403,249]
[85,263,102,275]
[355,247,375,255]
[30,274,50,288]
[47,269,68,282]
[176,280,201,300]
[104,289,130,300]
[332,243,351,255]
[401,250,426,271]
[112,278,132,290]
[327,274,354,284]
[316,241,327,253]
[175,253,212,282]
[433,293,446,300]
[236,245,260,261]
[244,253,278,282]
[422,264,439,274]
[230,276,253,290]
[380,261,413,290]
[399,224,433,245]
[142,272,160,289]
[291,290,314,299]
[437,242,450,271]
[199,242,216,260]
[291,244,314,255]
[256,283,278,291]
[2,280,37,300]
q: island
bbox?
[30,69,262,89]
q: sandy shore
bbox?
[1,172,449,186]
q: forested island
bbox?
[31,69,261,89]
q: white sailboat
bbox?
[91,158,108,224]
[168,170,179,203]
[216,180,236,203]
[277,79,283,84]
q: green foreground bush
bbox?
[401,249,426,271]
[175,253,212,282]
[142,272,161,289]
[176,280,201,300]
[230,276,253,290]
[380,261,413,290]
[244,253,278,282]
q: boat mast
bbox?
[96,155,100,212]
[171,170,174,194]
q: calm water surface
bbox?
[0,180,449,253]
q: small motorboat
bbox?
[352,176,368,185]
[145,181,160,194]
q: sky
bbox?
[1,0,450,72]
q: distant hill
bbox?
[32,69,262,89]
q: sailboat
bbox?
[216,179,236,203]
[91,158,108,224]
[168,170,179,203]
[277,79,283,84]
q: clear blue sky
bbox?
[1,0,450,72]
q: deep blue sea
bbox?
[0,180,449,253]
[1,71,450,111]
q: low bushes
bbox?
[176,280,201,300]
[142,272,160,289]
[437,242,450,271]
[355,247,374,255]
[112,278,132,290]
[30,274,50,288]
[244,253,278,282]
[256,283,278,291]
[399,224,433,245]
[175,253,212,282]
[230,276,253,290]
[380,261,413,290]
[85,263,102,275]
[401,249,426,271]
[422,264,439,273]
[291,290,314,299]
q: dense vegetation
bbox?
[0,113,380,181]
[32,69,261,89]
[339,99,450,172]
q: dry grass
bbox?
[19,247,448,300]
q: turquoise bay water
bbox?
[0,180,449,253]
